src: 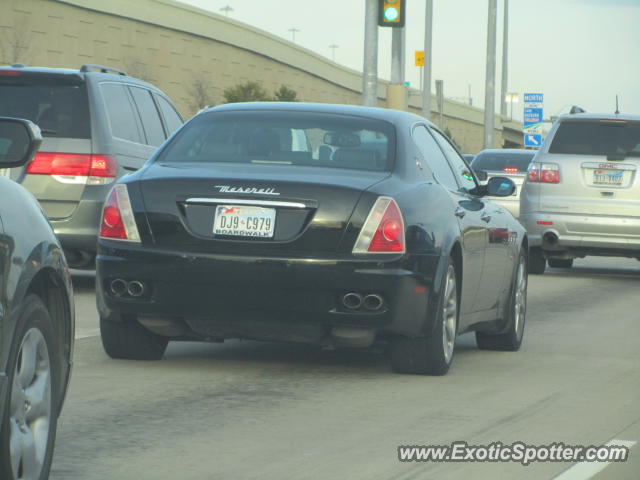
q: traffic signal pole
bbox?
[362,0,379,107]
[387,21,407,110]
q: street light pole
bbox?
[484,0,498,149]
[500,0,509,117]
[288,27,300,43]
[422,0,433,119]
[329,44,339,62]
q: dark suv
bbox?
[0,64,183,267]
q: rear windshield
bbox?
[471,151,535,172]
[0,79,90,138]
[549,120,640,157]
[156,111,395,172]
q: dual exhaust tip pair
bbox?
[342,293,384,311]
[110,278,145,298]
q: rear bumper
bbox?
[50,199,103,253]
[96,243,440,342]
[521,212,640,255]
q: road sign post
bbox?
[523,93,543,148]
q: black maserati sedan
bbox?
[0,117,75,480]
[96,103,527,375]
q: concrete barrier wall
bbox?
[0,0,520,152]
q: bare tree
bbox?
[122,58,153,82]
[0,19,34,65]
[187,73,216,112]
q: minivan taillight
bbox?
[353,197,405,254]
[26,153,117,185]
[99,184,141,242]
[528,163,560,184]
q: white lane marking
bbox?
[75,329,100,340]
[553,439,636,480]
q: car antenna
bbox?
[615,95,620,115]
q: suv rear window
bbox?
[157,111,395,172]
[471,151,535,172]
[549,120,640,157]
[0,80,90,139]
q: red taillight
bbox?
[26,153,117,184]
[100,189,127,239]
[0,70,20,76]
[353,197,406,254]
[503,167,518,173]
[99,184,141,242]
[528,163,559,184]
[537,221,554,226]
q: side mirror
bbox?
[0,117,42,168]
[474,169,488,181]
[486,176,516,197]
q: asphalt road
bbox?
[51,258,640,480]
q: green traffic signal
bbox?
[384,7,399,21]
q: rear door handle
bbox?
[481,212,492,223]
[454,207,466,218]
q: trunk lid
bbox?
[139,162,389,255]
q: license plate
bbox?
[213,205,276,238]
[593,169,623,185]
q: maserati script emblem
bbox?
[214,185,280,196]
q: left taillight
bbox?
[353,196,406,254]
[26,153,117,185]
[99,184,141,242]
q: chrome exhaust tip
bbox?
[363,294,384,311]
[127,280,145,298]
[342,292,363,310]
[110,279,127,296]
[543,231,558,247]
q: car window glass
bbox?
[100,83,142,143]
[0,82,90,138]
[431,128,477,190]
[549,121,640,157]
[156,111,395,172]
[129,86,166,147]
[412,125,458,190]
[155,94,183,135]
[471,151,535,173]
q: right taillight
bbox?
[99,184,141,242]
[528,163,560,184]
[26,153,117,185]
[353,196,405,254]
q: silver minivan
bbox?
[520,113,640,274]
[0,64,183,268]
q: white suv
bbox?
[520,112,640,274]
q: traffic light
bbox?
[378,0,406,28]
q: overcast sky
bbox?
[180,0,640,121]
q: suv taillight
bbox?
[99,184,141,242]
[353,197,405,254]
[26,153,117,185]
[528,163,560,184]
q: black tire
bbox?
[548,258,573,269]
[529,247,546,275]
[1,295,59,480]
[389,260,458,375]
[100,316,168,360]
[476,250,527,351]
